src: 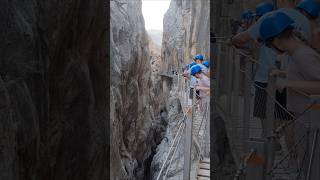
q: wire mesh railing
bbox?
[213,41,320,180]
[156,69,211,180]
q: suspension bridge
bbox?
[157,71,210,180]
[213,40,320,180]
[156,35,320,179]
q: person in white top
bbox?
[193,54,209,75]
[190,65,210,113]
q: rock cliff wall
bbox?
[149,0,210,179]
[161,0,210,74]
[0,0,108,180]
[110,0,167,179]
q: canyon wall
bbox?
[161,0,210,74]
[0,0,108,180]
[110,0,167,179]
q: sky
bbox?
[142,0,171,31]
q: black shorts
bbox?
[275,89,293,120]
[253,82,293,120]
[196,90,200,99]
[189,88,194,99]
[253,82,267,119]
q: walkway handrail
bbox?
[156,116,186,180]
[213,40,320,179]
[163,124,185,180]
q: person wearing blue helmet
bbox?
[296,0,320,50]
[182,62,198,88]
[296,0,320,19]
[231,0,320,48]
[193,54,209,74]
[260,12,320,175]
[260,12,320,108]
[194,54,204,61]
[203,61,210,68]
[190,65,210,111]
[240,10,254,31]
[190,65,209,91]
[255,2,274,18]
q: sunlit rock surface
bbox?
[110,0,167,179]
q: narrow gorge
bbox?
[110,0,225,179]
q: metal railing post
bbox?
[264,76,276,180]
[242,57,252,152]
[183,85,195,180]
[307,95,320,179]
[205,97,210,157]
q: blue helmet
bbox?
[297,0,320,18]
[255,2,274,17]
[190,65,202,76]
[194,54,204,61]
[241,10,254,20]
[203,61,210,68]
[188,62,197,69]
[260,12,294,41]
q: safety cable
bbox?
[267,132,308,175]
[197,101,209,135]
[163,124,185,180]
[234,148,256,180]
[155,114,186,180]
[238,57,319,137]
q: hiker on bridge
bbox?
[260,11,320,176]
[232,3,287,144]
[237,10,256,95]
[231,0,320,48]
[203,60,210,78]
[230,0,320,148]
[239,10,254,32]
[190,65,210,113]
[193,54,209,75]
[182,62,199,101]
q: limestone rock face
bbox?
[0,0,108,180]
[156,0,236,179]
[161,0,210,74]
[110,0,167,179]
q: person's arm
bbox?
[230,31,254,47]
[270,69,287,78]
[285,80,320,95]
[196,86,210,91]
[230,16,264,47]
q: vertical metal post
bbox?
[214,43,221,98]
[307,129,319,180]
[243,58,252,152]
[232,50,240,152]
[308,95,320,179]
[264,76,276,180]
[226,47,240,165]
[178,73,180,91]
[272,0,277,9]
[183,85,195,180]
[246,139,266,180]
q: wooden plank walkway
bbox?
[218,94,296,179]
[178,88,211,180]
[196,158,210,180]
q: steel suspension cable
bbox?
[163,124,185,180]
[155,115,186,180]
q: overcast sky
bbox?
[142,0,171,31]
